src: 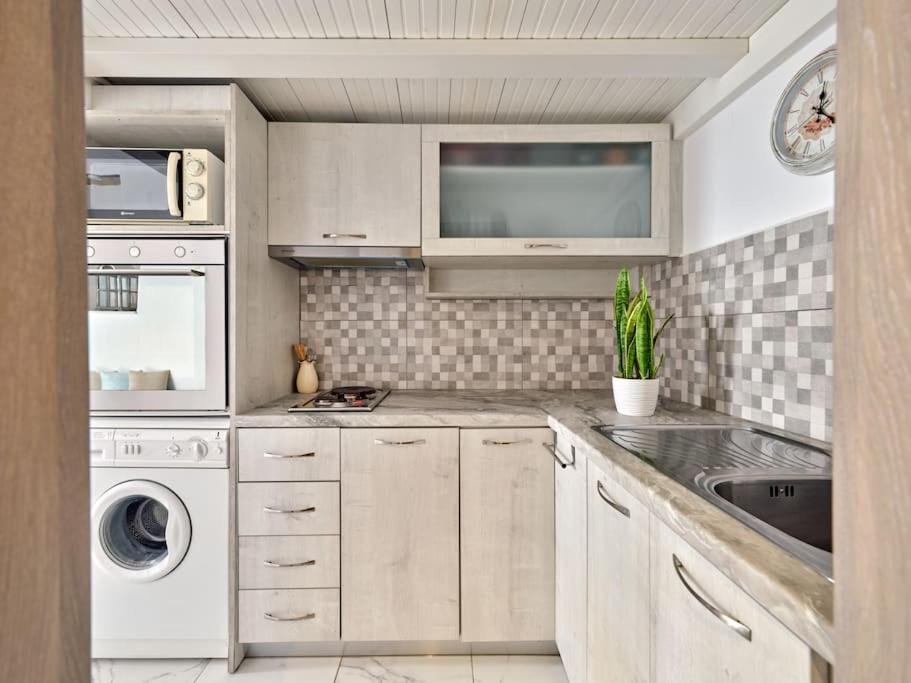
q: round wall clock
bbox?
[770,47,837,175]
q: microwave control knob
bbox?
[186,182,205,201]
[174,246,186,258]
[128,246,141,257]
[189,438,208,460]
[185,158,205,177]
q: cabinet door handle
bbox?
[672,554,752,642]
[543,442,573,469]
[482,438,532,446]
[264,612,316,622]
[263,451,315,459]
[524,242,568,249]
[595,480,630,518]
[263,505,316,514]
[374,439,426,446]
[263,559,316,568]
[323,233,367,239]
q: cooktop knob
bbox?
[186,182,205,201]
[174,245,187,258]
[128,246,141,257]
[185,158,205,177]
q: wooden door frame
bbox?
[0,1,90,681]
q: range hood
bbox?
[268,245,424,270]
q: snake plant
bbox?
[614,268,674,379]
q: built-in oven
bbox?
[87,237,227,413]
[86,148,224,225]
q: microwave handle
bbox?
[166,152,182,217]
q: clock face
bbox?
[771,48,837,175]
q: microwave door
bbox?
[86,149,182,221]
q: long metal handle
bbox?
[482,438,532,446]
[263,559,316,568]
[672,554,752,642]
[263,451,315,459]
[524,242,568,249]
[166,151,181,217]
[264,612,315,622]
[543,442,572,469]
[263,505,316,514]
[323,233,367,239]
[596,480,630,518]
[374,439,426,446]
[87,268,205,277]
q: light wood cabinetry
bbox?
[237,482,340,536]
[238,588,340,643]
[238,428,340,482]
[460,428,555,642]
[587,458,651,683]
[555,436,588,683]
[238,536,340,589]
[341,428,460,641]
[651,518,824,683]
[268,123,421,247]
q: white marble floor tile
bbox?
[335,655,473,683]
[471,655,569,683]
[91,658,209,683]
[197,657,341,682]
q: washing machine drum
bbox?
[92,480,191,583]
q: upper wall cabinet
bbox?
[268,123,421,247]
[421,125,673,258]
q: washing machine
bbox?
[90,422,229,659]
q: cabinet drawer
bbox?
[238,482,339,536]
[239,589,340,643]
[239,536,340,589]
[238,428,340,481]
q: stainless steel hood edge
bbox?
[268,245,424,270]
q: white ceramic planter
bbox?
[612,377,660,417]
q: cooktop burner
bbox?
[289,386,390,412]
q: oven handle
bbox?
[87,268,205,277]
[166,151,182,217]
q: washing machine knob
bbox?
[166,443,181,457]
[189,438,208,460]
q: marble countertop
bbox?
[236,389,834,662]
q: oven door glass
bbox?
[88,264,226,412]
[86,149,181,221]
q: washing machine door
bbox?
[92,480,191,583]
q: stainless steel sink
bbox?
[592,425,833,580]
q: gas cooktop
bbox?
[289,386,390,412]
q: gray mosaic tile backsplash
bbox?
[299,210,832,441]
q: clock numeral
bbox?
[803,140,811,156]
[817,71,824,84]
[799,87,810,97]
[820,139,826,151]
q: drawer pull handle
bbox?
[482,438,532,446]
[672,554,752,642]
[264,612,316,622]
[596,480,630,518]
[323,233,367,239]
[263,505,316,514]
[543,442,574,468]
[263,451,316,459]
[374,439,426,446]
[524,242,568,249]
[263,559,316,568]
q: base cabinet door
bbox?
[587,459,651,683]
[341,428,460,641]
[651,519,824,683]
[555,436,588,683]
[460,428,555,641]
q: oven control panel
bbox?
[90,428,228,468]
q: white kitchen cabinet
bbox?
[587,457,651,683]
[651,518,827,683]
[340,428,460,641]
[421,124,673,258]
[268,123,421,247]
[460,428,555,642]
[555,435,588,683]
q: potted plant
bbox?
[612,269,674,416]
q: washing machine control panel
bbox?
[90,428,228,468]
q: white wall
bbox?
[681,24,837,254]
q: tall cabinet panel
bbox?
[268,123,421,247]
[340,428,460,641]
[460,428,555,642]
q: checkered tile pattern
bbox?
[645,211,833,441]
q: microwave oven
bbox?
[86,148,224,224]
